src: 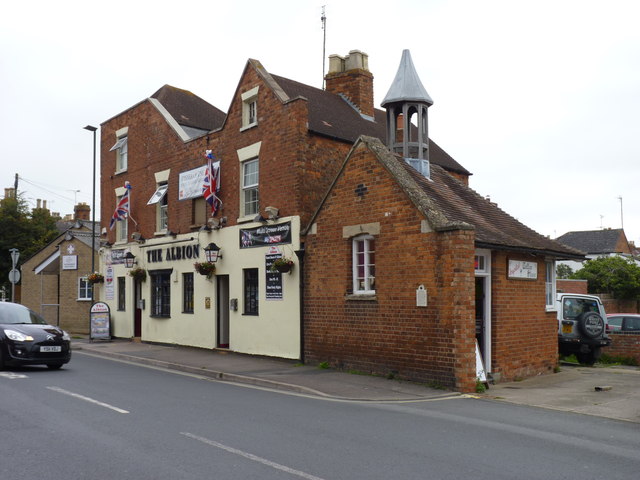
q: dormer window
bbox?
[241,86,259,130]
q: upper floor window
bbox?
[242,158,259,217]
[352,235,375,294]
[241,86,259,130]
[115,194,128,243]
[110,133,128,173]
[148,183,169,233]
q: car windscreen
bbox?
[0,305,48,325]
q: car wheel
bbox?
[577,312,605,339]
[46,363,63,370]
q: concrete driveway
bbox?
[481,363,640,423]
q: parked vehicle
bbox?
[0,302,71,370]
[607,313,640,332]
[557,293,610,365]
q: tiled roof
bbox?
[270,74,470,176]
[323,136,584,259]
[556,229,627,254]
[151,85,225,131]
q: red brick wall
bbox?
[607,333,640,363]
[490,252,557,381]
[557,279,588,294]
[100,65,351,242]
[303,143,477,391]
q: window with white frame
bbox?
[241,86,259,129]
[148,183,169,232]
[242,158,259,217]
[78,276,92,300]
[352,235,376,294]
[110,135,128,172]
[545,261,556,310]
[115,194,128,243]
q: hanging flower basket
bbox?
[194,261,216,278]
[271,257,294,273]
[87,272,104,284]
[129,267,147,282]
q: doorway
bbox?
[133,279,142,338]
[216,275,229,348]
[474,249,492,373]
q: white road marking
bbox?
[0,372,28,379]
[181,432,327,480]
[46,386,129,414]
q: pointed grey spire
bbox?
[381,50,433,107]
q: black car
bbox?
[0,302,71,370]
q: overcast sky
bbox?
[2,0,639,247]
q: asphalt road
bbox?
[2,352,639,480]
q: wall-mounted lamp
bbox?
[124,252,136,268]
[199,224,211,232]
[131,232,146,243]
[253,213,267,223]
[204,242,222,263]
[167,230,177,237]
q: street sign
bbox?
[8,269,20,284]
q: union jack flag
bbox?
[109,184,130,230]
[202,151,221,216]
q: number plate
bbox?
[562,324,572,334]
[40,346,62,353]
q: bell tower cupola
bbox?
[381,50,433,178]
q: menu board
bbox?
[90,302,111,341]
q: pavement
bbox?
[73,338,640,422]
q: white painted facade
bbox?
[97,216,301,359]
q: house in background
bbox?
[556,228,637,272]
[21,203,99,333]
[96,48,583,391]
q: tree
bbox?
[556,263,574,279]
[0,194,59,296]
[571,256,640,299]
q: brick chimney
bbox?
[325,50,374,119]
[74,202,91,220]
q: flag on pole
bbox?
[202,150,222,216]
[109,183,131,230]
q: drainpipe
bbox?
[295,245,306,363]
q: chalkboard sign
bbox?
[90,302,111,341]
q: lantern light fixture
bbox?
[124,252,136,268]
[204,242,222,263]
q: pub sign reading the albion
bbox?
[240,222,291,248]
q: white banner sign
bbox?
[178,162,220,201]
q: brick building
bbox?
[98,49,582,391]
[21,204,99,333]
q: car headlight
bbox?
[4,329,34,342]
[62,331,71,341]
